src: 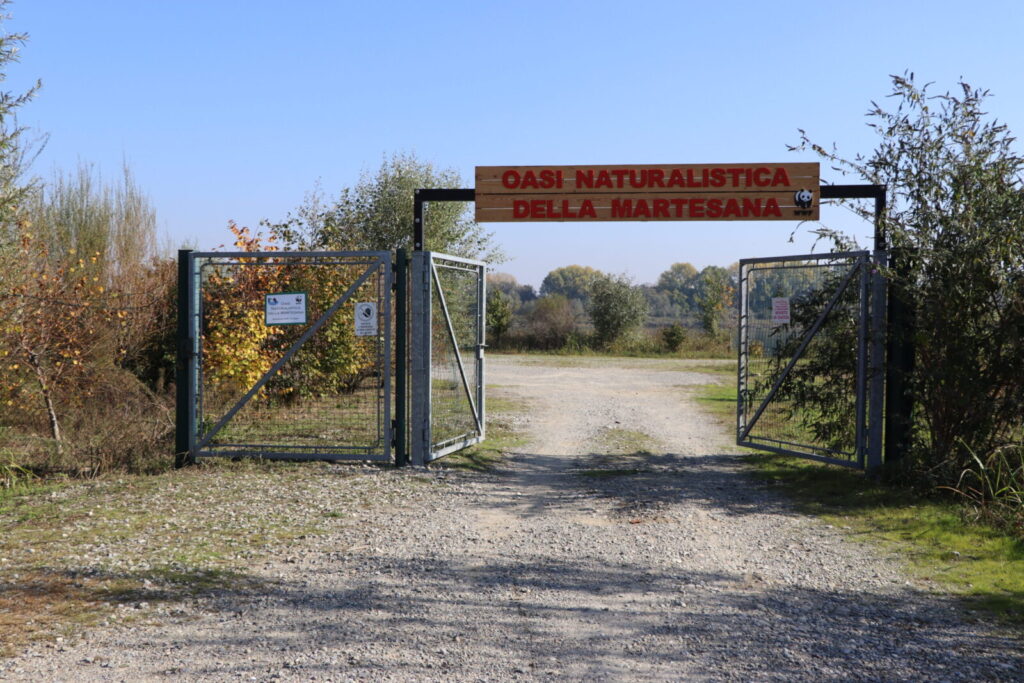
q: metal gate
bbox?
[737,251,879,469]
[409,251,486,466]
[177,250,393,463]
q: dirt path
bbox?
[3,355,1021,681]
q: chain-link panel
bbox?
[189,251,392,461]
[410,252,486,465]
[737,252,870,468]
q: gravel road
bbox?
[3,355,1021,681]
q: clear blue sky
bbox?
[9,1,1024,287]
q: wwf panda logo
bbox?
[794,189,814,209]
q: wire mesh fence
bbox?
[192,251,391,461]
[428,256,485,453]
[737,252,869,467]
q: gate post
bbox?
[394,249,408,466]
[409,251,431,467]
[174,249,197,468]
[866,250,887,471]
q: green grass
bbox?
[695,364,1024,627]
[437,394,530,472]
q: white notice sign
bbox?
[771,297,791,325]
[354,302,378,336]
[265,292,307,326]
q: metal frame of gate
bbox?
[175,250,393,465]
[409,251,487,466]
[736,250,882,469]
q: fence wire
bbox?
[738,253,868,466]
[195,253,390,460]
[429,258,483,451]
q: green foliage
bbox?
[694,265,733,336]
[794,74,1024,498]
[539,264,604,302]
[0,0,40,231]
[267,152,499,259]
[526,294,577,349]
[661,323,687,352]
[655,262,698,312]
[486,289,513,345]
[2,164,175,475]
[587,273,648,347]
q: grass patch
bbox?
[694,364,1024,627]
[436,394,530,472]
[0,460,396,657]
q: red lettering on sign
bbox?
[667,169,685,188]
[579,199,596,219]
[772,167,790,186]
[653,198,670,218]
[743,198,760,217]
[502,170,520,189]
[538,169,561,189]
[765,197,782,216]
[709,168,726,187]
[576,170,593,189]
[632,199,651,218]
[724,198,741,217]
[513,200,529,218]
[648,169,665,187]
[520,171,539,189]
[595,170,613,189]
[754,167,771,187]
[727,168,743,187]
[629,170,646,188]
[706,198,723,218]
[690,198,705,217]
[671,198,687,216]
[611,198,632,218]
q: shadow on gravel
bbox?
[147,552,1021,681]
[497,449,804,520]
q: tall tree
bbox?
[793,74,1024,485]
[588,273,649,347]
[266,152,500,260]
[540,264,604,302]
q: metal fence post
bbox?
[174,249,196,468]
[394,249,408,466]
[409,251,431,467]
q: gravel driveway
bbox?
[3,355,1021,681]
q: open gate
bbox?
[737,251,881,469]
[409,251,487,466]
[177,250,393,464]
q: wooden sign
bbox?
[474,163,819,222]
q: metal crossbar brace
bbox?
[738,257,864,443]
[193,261,380,455]
[431,261,483,435]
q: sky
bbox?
[7,0,1024,288]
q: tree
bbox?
[694,265,733,336]
[587,273,648,347]
[0,0,40,232]
[793,74,1024,486]
[527,295,577,349]
[486,289,513,347]
[266,152,500,260]
[655,262,698,313]
[539,265,603,303]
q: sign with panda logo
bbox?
[354,302,378,337]
[265,292,307,326]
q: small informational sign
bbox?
[354,302,378,337]
[772,297,791,325]
[265,292,307,326]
